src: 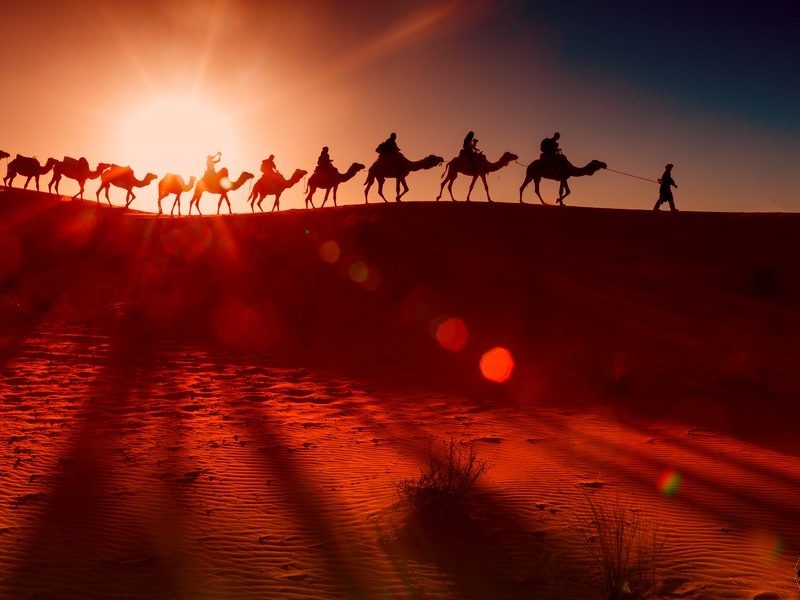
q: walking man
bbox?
[654,163,678,211]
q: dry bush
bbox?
[397,438,487,523]
[580,495,664,599]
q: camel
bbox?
[437,151,518,202]
[304,162,365,208]
[48,157,111,199]
[364,154,444,203]
[157,174,196,216]
[519,157,606,205]
[248,168,308,213]
[96,165,157,207]
[0,150,9,161]
[3,155,58,191]
[189,169,254,215]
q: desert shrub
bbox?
[397,438,488,523]
[580,496,664,599]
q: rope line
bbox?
[605,168,658,183]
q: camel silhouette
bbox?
[364,154,443,203]
[437,151,518,202]
[48,157,111,199]
[96,165,158,207]
[189,169,254,215]
[157,174,197,216]
[519,158,607,205]
[304,163,365,208]
[247,168,308,213]
[0,150,9,161]
[3,155,58,191]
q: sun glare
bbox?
[116,95,239,182]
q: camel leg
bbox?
[519,173,533,203]
[447,175,457,201]
[534,177,547,205]
[47,174,57,195]
[481,174,492,202]
[105,185,112,206]
[397,178,409,202]
[377,178,388,203]
[304,188,315,209]
[395,179,401,202]
[271,192,281,212]
[73,179,85,200]
[223,193,232,214]
[321,188,331,208]
[23,176,32,190]
[332,185,338,207]
[364,178,372,204]
[157,195,164,215]
[466,176,478,202]
[436,170,449,201]
[170,194,180,216]
[557,180,570,206]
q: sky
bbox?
[1,0,798,213]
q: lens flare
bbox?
[348,261,369,283]
[319,241,341,263]
[480,347,514,383]
[433,316,469,352]
[657,470,681,496]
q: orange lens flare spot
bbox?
[319,241,341,263]
[348,261,369,283]
[480,347,514,383]
[433,317,469,352]
[657,470,681,496]
[219,177,232,190]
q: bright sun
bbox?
[116,95,239,181]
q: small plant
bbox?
[580,495,664,599]
[397,438,488,523]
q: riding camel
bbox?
[48,157,111,199]
[3,155,58,191]
[189,169,254,215]
[364,154,444,203]
[519,157,607,205]
[157,174,196,216]
[96,165,158,207]
[248,168,308,212]
[437,151,518,202]
[304,163,365,208]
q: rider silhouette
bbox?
[376,132,400,156]
[205,152,221,179]
[460,131,484,166]
[261,154,278,176]
[540,132,561,159]
[316,146,334,173]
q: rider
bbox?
[205,152,221,180]
[460,131,484,165]
[315,146,334,174]
[261,154,278,175]
[376,132,400,156]
[540,132,561,160]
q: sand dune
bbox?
[1,188,798,598]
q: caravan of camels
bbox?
[0,131,607,214]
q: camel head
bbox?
[499,152,519,165]
[97,162,112,172]
[348,163,366,176]
[0,150,9,160]
[230,172,255,190]
[142,173,158,186]
[421,155,445,169]
[43,158,59,172]
[186,176,197,188]
[288,168,308,186]
[586,160,607,174]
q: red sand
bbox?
[1,188,798,598]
